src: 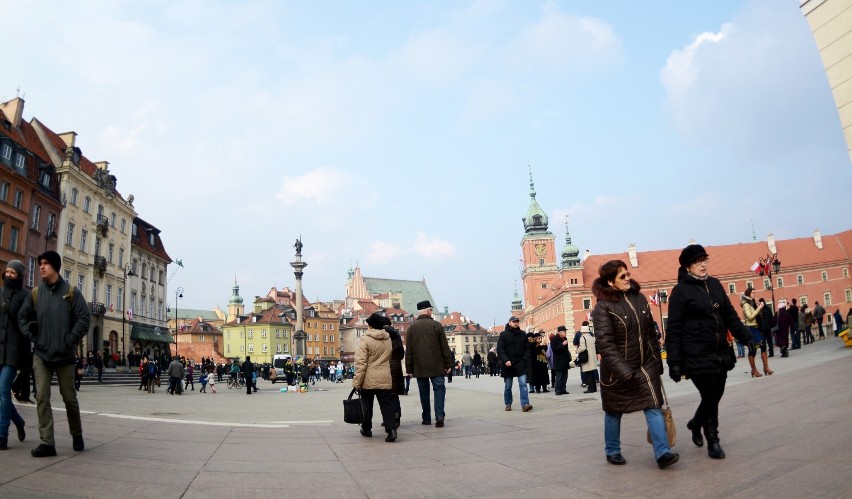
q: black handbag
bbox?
[343,388,366,424]
[576,336,590,365]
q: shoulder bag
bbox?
[343,388,366,424]
[575,336,589,365]
[647,381,676,447]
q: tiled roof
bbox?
[581,230,852,286]
[186,318,222,334]
[168,308,220,321]
[363,277,437,316]
[132,216,172,263]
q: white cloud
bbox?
[275,167,353,206]
[504,2,622,73]
[367,231,456,265]
[659,0,838,160]
[412,231,456,258]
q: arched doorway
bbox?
[109,330,119,364]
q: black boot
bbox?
[583,379,597,393]
[704,419,725,459]
[687,419,703,447]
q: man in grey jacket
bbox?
[18,251,90,457]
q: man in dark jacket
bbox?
[550,326,572,395]
[18,251,90,457]
[756,298,775,357]
[813,301,826,339]
[497,316,532,412]
[487,349,498,376]
[242,356,255,395]
[0,260,29,449]
[404,300,452,427]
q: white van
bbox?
[272,354,292,383]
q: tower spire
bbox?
[522,163,550,235]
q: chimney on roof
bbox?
[94,161,109,170]
[58,131,77,148]
[767,233,777,254]
[0,97,24,128]
[813,229,823,250]
[627,243,638,268]
[582,250,591,261]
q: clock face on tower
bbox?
[535,243,546,257]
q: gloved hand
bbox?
[668,364,681,383]
[27,321,39,337]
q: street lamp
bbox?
[758,253,781,311]
[174,286,184,357]
[656,289,668,340]
[122,263,135,366]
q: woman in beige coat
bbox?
[575,325,598,393]
[353,313,399,442]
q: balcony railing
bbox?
[94,255,107,276]
[90,302,106,316]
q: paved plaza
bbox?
[0,339,850,498]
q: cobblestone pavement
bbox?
[0,338,849,498]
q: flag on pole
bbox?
[750,261,762,274]
[586,311,592,321]
[650,292,659,306]
[126,309,133,321]
[109,303,114,312]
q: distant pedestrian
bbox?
[185,363,195,391]
[487,348,498,376]
[527,332,549,393]
[497,316,532,413]
[199,372,208,393]
[756,298,776,357]
[167,357,183,395]
[405,301,453,427]
[18,250,91,457]
[95,352,104,382]
[472,350,482,378]
[243,356,255,395]
[576,325,597,393]
[813,301,826,339]
[550,326,572,395]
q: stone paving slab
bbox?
[0,339,849,498]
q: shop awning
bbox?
[130,324,175,343]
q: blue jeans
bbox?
[503,374,530,408]
[605,408,671,460]
[416,376,446,422]
[0,365,24,439]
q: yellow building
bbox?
[221,297,292,363]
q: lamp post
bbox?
[174,287,184,357]
[122,263,135,366]
[758,254,781,311]
[290,238,308,359]
[656,289,668,341]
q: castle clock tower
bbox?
[520,168,558,311]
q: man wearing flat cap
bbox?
[18,251,90,457]
[404,300,452,427]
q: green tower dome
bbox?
[522,167,549,235]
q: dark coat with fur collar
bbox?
[592,278,664,414]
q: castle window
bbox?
[583,298,591,310]
[797,274,804,285]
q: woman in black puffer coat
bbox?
[592,260,678,470]
[666,244,752,460]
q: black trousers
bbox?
[361,389,398,432]
[553,369,567,393]
[690,372,727,427]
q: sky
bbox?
[4,0,850,327]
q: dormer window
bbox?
[533,215,542,224]
[0,144,11,163]
[148,233,155,247]
[14,153,25,173]
[131,223,137,237]
[38,169,51,188]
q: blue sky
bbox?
[4,0,850,326]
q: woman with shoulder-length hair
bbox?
[666,244,753,460]
[592,259,679,469]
